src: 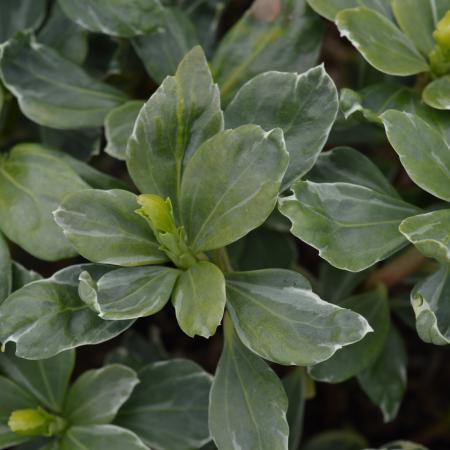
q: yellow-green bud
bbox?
[136,194,177,234]
[8,408,66,437]
[433,11,450,49]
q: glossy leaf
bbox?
[127,46,223,211]
[309,289,390,383]
[0,234,11,303]
[117,359,212,450]
[0,347,75,412]
[0,34,127,129]
[358,326,407,422]
[105,101,144,161]
[209,321,289,450]
[336,8,428,75]
[400,209,450,264]
[423,75,450,110]
[212,0,324,104]
[58,0,164,37]
[411,265,450,345]
[382,110,450,201]
[0,144,88,261]
[54,189,167,266]
[279,181,419,271]
[181,125,288,252]
[0,0,46,43]
[226,269,371,366]
[64,365,139,425]
[60,425,149,450]
[172,261,226,338]
[0,264,134,359]
[226,66,338,186]
[86,266,180,320]
[306,0,393,21]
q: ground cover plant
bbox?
[0,0,449,449]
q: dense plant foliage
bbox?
[0,0,449,449]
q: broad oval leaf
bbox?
[87,266,180,320]
[336,7,428,75]
[180,125,288,252]
[400,209,450,264]
[209,320,289,450]
[279,181,419,272]
[357,326,407,422]
[64,365,139,425]
[212,0,324,104]
[0,264,134,359]
[381,110,450,201]
[411,265,450,345]
[226,66,338,187]
[58,0,164,37]
[0,34,127,129]
[226,269,372,366]
[307,0,393,21]
[0,144,88,261]
[172,261,226,338]
[54,189,167,266]
[105,101,144,161]
[0,347,75,412]
[127,46,223,213]
[309,289,390,383]
[61,425,149,450]
[116,359,212,450]
[423,75,450,110]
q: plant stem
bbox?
[211,247,234,273]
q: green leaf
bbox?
[282,369,305,450]
[357,326,407,422]
[336,8,428,75]
[303,430,367,450]
[0,0,46,44]
[117,359,212,450]
[181,125,288,252]
[226,66,338,186]
[400,209,450,264]
[0,34,127,129]
[64,365,139,425]
[105,101,144,161]
[0,144,88,261]
[309,289,390,383]
[212,0,324,104]
[132,8,199,84]
[0,424,29,450]
[38,4,88,65]
[172,261,225,338]
[411,265,450,345]
[61,425,149,450]
[0,347,75,412]
[308,147,400,197]
[391,0,436,55]
[0,376,39,421]
[127,46,223,211]
[209,320,289,450]
[84,266,180,320]
[11,262,42,291]
[58,0,164,37]
[375,442,428,450]
[307,0,393,21]
[0,264,134,359]
[0,234,11,303]
[381,110,450,201]
[279,180,419,271]
[54,189,167,266]
[226,269,371,366]
[423,75,450,110]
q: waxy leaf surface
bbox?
[423,76,450,110]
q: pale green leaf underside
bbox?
[226,269,371,366]
[423,76,450,110]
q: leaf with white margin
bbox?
[411,265,450,345]
[226,269,372,366]
[116,359,212,450]
[0,264,134,359]
[209,319,289,450]
[382,110,450,201]
[279,180,419,272]
[307,0,393,21]
[423,75,450,110]
[226,66,338,187]
[400,209,450,264]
